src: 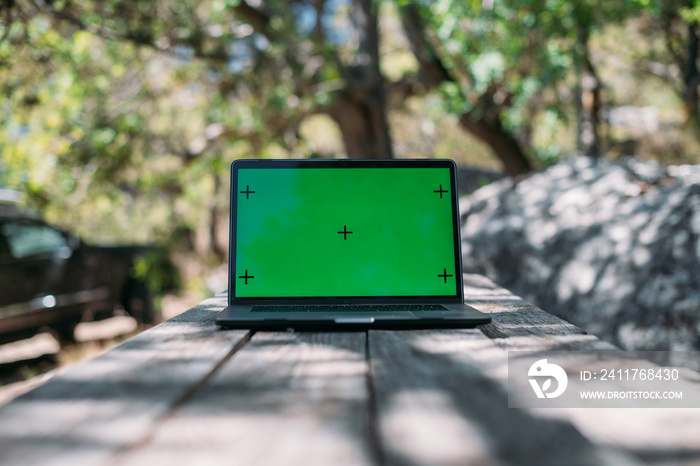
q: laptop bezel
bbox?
[228,159,464,306]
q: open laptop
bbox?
[215,158,491,330]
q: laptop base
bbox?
[215,303,491,330]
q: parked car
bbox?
[0,209,163,345]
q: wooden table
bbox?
[1,274,698,466]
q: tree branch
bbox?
[231,1,273,37]
[396,1,531,174]
[35,0,231,63]
[397,3,452,90]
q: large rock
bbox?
[461,156,700,351]
[456,166,504,196]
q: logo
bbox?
[528,359,568,399]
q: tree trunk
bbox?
[458,113,531,175]
[577,28,603,157]
[683,21,700,125]
[210,172,225,261]
[327,90,393,159]
[398,3,531,174]
[327,0,392,159]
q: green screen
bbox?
[234,167,457,298]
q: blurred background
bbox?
[2,0,700,386]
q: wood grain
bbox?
[1,277,698,466]
[462,274,700,465]
[116,331,373,466]
[0,292,247,466]
[463,273,618,351]
[368,329,637,466]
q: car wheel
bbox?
[122,279,159,325]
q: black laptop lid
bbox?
[229,159,463,304]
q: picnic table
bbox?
[0,273,698,466]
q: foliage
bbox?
[131,247,182,293]
[1,0,699,297]
[406,0,647,163]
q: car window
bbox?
[0,221,69,259]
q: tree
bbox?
[398,0,657,169]
[327,0,394,158]
[0,0,405,268]
[3,0,654,178]
[397,0,573,173]
[0,0,686,256]
[637,0,700,127]
[0,0,590,180]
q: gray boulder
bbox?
[461,156,700,351]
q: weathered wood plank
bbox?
[364,276,631,465]
[1,275,697,466]
[461,274,700,465]
[464,273,618,351]
[115,331,373,466]
[368,329,637,466]
[0,292,248,466]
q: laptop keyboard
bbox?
[251,304,448,313]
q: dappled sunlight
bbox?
[2,1,700,464]
[74,316,137,343]
[114,332,371,465]
[381,390,494,465]
[462,156,700,352]
[120,409,371,466]
[368,329,619,465]
[0,334,59,365]
[374,329,700,464]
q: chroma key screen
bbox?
[231,161,460,299]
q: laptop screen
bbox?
[230,160,461,301]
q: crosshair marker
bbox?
[240,185,255,199]
[438,268,453,283]
[434,184,448,198]
[338,225,353,240]
[239,270,254,284]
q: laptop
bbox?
[215,158,491,329]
